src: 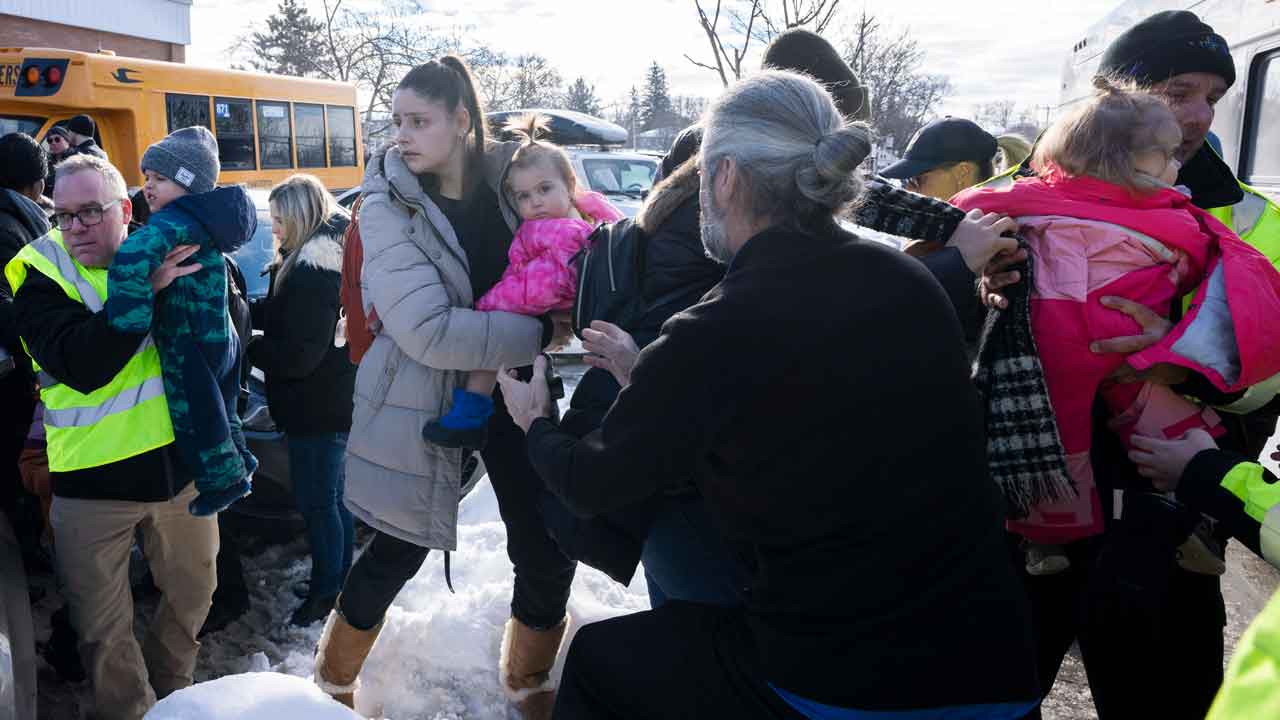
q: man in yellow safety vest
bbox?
[6,154,214,720]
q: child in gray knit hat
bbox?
[105,126,259,516]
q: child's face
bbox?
[143,169,188,212]
[509,160,574,222]
[1134,149,1181,187]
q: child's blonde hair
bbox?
[504,114,578,195]
[268,173,346,253]
[1032,77,1181,193]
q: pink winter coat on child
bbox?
[475,191,624,315]
[953,170,1280,543]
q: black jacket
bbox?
[0,190,48,481]
[247,216,355,434]
[13,272,189,502]
[74,139,107,161]
[528,223,1038,710]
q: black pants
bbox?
[555,601,804,720]
[340,389,576,632]
[211,512,248,606]
[1015,535,1225,720]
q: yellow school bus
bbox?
[0,47,364,191]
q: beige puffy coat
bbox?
[344,143,542,549]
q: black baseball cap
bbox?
[880,117,997,179]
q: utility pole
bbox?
[1036,104,1053,128]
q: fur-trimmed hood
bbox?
[295,217,348,272]
[637,158,699,235]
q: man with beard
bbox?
[497,70,1040,720]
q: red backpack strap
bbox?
[340,195,377,364]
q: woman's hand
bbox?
[978,247,1029,309]
[948,210,1020,274]
[1091,296,1188,386]
[150,245,201,294]
[1129,429,1219,491]
[495,355,555,434]
[581,321,640,387]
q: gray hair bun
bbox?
[797,123,872,210]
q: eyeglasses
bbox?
[48,135,67,144]
[53,200,121,231]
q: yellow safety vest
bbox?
[1206,587,1280,719]
[4,230,174,472]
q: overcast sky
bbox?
[187,0,1122,120]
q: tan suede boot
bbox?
[314,608,383,710]
[499,615,569,720]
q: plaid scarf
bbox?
[972,246,1076,519]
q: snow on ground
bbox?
[168,365,649,720]
[147,673,361,719]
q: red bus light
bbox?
[23,66,40,86]
[45,66,62,85]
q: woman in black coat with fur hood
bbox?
[248,174,357,626]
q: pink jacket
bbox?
[475,191,624,315]
[954,172,1280,543]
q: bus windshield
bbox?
[1,115,46,137]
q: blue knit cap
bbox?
[141,126,220,194]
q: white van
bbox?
[1060,0,1280,201]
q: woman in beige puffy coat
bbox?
[311,57,574,720]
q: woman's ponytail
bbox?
[439,55,486,162]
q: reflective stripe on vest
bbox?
[4,230,175,471]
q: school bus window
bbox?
[1,115,45,138]
[215,97,255,171]
[327,106,356,167]
[258,100,293,170]
[166,94,211,134]
[295,103,326,168]
[1244,51,1280,184]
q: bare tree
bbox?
[684,0,840,87]
[974,100,1017,132]
[843,11,952,155]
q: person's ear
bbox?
[120,196,133,228]
[713,157,737,207]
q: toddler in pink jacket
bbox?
[955,81,1280,576]
[423,115,623,449]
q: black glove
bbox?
[1084,492,1193,636]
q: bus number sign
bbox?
[1,64,22,87]
[216,103,230,118]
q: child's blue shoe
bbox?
[422,388,494,449]
[189,478,252,517]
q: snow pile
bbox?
[145,672,361,718]
[171,372,651,719]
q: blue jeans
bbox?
[288,432,354,599]
[641,495,747,609]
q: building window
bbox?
[1245,52,1280,186]
[166,94,211,133]
[295,103,326,168]
[257,101,293,170]
[327,106,357,167]
[214,97,255,171]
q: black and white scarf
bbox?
[972,246,1076,519]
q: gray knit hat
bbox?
[141,126,220,194]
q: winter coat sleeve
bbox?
[359,195,542,371]
[918,247,981,337]
[13,272,146,394]
[1178,449,1280,569]
[247,265,339,380]
[527,303,737,517]
[105,221,173,333]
